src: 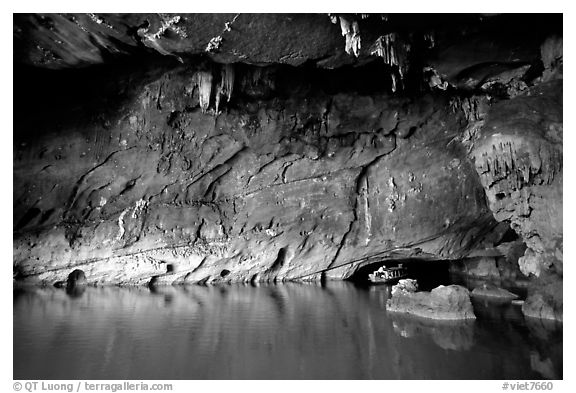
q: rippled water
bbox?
[13,282,562,379]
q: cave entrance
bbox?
[347,258,452,291]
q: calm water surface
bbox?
[13,282,562,379]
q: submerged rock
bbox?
[386,284,476,320]
[67,269,87,287]
[65,269,87,297]
[459,256,501,279]
[471,284,519,300]
[390,313,475,351]
[522,279,562,322]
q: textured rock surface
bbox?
[14,14,348,68]
[13,14,562,302]
[467,79,563,321]
[461,257,500,278]
[386,284,476,320]
[470,81,563,277]
[391,278,418,295]
[14,63,505,285]
[471,284,519,300]
[522,277,563,322]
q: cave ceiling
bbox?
[14,13,560,89]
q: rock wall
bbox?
[14,64,505,285]
[470,81,563,277]
[465,40,563,321]
[13,14,562,321]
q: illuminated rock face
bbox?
[468,81,563,321]
[13,14,562,322]
[470,81,563,277]
[386,284,476,320]
[14,64,506,286]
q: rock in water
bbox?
[466,257,501,279]
[390,314,475,351]
[391,278,418,295]
[522,279,563,322]
[66,269,87,287]
[386,284,476,320]
[471,284,519,300]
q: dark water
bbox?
[13,282,562,380]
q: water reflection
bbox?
[13,282,562,380]
[389,315,475,351]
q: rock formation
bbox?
[471,284,519,300]
[386,284,476,320]
[13,14,562,321]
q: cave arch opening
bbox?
[347,258,453,291]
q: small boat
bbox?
[368,264,408,284]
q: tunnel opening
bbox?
[347,258,453,291]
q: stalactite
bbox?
[370,33,412,92]
[424,33,436,48]
[449,96,482,122]
[476,139,559,191]
[221,64,235,103]
[215,64,235,114]
[197,70,213,113]
[339,16,361,57]
[371,34,398,66]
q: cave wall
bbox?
[14,63,506,285]
[464,35,563,321]
[470,81,563,277]
[13,13,562,322]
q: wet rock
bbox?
[518,249,546,278]
[12,15,562,288]
[539,35,563,82]
[522,278,562,322]
[462,257,500,279]
[66,269,86,286]
[13,65,507,285]
[470,80,563,280]
[471,283,519,300]
[391,278,418,295]
[386,284,476,320]
[390,314,475,351]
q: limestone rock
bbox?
[470,81,563,280]
[386,284,476,320]
[522,279,562,322]
[471,284,519,300]
[13,65,505,285]
[518,248,546,278]
[12,14,562,291]
[464,257,501,279]
[391,278,418,295]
